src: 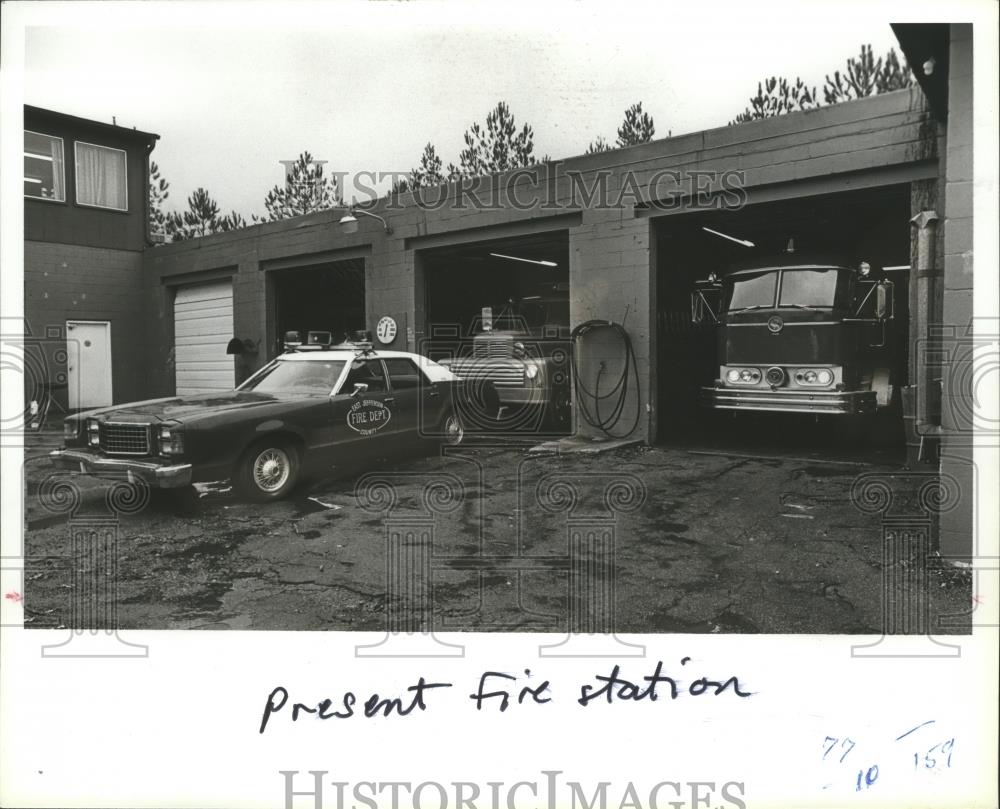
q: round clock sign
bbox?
[376,316,397,345]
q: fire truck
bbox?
[693,249,902,417]
[438,293,572,432]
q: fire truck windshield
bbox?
[778,268,842,309]
[727,271,777,312]
[492,297,569,334]
[726,267,849,313]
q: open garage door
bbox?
[174,280,234,395]
[420,231,572,435]
[655,184,911,458]
[270,258,365,354]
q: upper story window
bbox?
[24,131,65,201]
[75,141,127,211]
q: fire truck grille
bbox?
[448,360,526,387]
[99,423,151,455]
[473,337,514,358]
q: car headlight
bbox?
[158,425,185,456]
[525,365,539,381]
[87,419,100,447]
[724,367,761,385]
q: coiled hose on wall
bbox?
[570,319,641,439]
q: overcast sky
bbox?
[12,1,907,220]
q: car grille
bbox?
[99,423,151,455]
[448,360,526,387]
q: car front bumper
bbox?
[49,448,193,488]
[700,386,877,415]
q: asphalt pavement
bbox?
[20,431,971,634]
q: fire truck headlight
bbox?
[525,365,539,380]
[794,368,835,387]
[725,367,761,385]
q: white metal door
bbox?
[66,321,112,409]
[173,281,234,395]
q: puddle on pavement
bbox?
[164,528,254,558]
[179,580,232,613]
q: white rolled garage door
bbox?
[173,281,234,395]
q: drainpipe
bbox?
[907,210,942,465]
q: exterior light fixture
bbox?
[488,252,558,267]
[338,207,392,235]
[226,337,258,355]
[701,227,755,248]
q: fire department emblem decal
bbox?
[347,399,392,435]
[766,315,784,334]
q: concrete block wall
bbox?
[141,88,937,450]
[938,24,975,560]
[24,241,146,406]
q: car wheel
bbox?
[237,440,300,500]
[441,411,465,447]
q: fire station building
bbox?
[29,23,979,560]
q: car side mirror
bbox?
[690,289,720,325]
[351,382,368,397]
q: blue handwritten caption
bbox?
[819,720,956,795]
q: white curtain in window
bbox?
[48,138,65,200]
[76,143,126,210]
[24,133,65,200]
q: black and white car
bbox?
[51,342,464,500]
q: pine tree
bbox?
[166,188,246,241]
[260,151,341,221]
[453,102,538,177]
[396,142,447,192]
[616,102,656,147]
[823,44,914,104]
[586,136,612,154]
[585,102,663,154]
[729,44,915,126]
[730,77,818,125]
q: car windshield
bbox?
[727,271,777,311]
[778,268,843,308]
[240,359,346,394]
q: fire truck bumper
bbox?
[494,386,547,406]
[700,387,877,415]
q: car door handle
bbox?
[384,397,395,404]
[428,390,440,398]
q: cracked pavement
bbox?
[20,434,972,633]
